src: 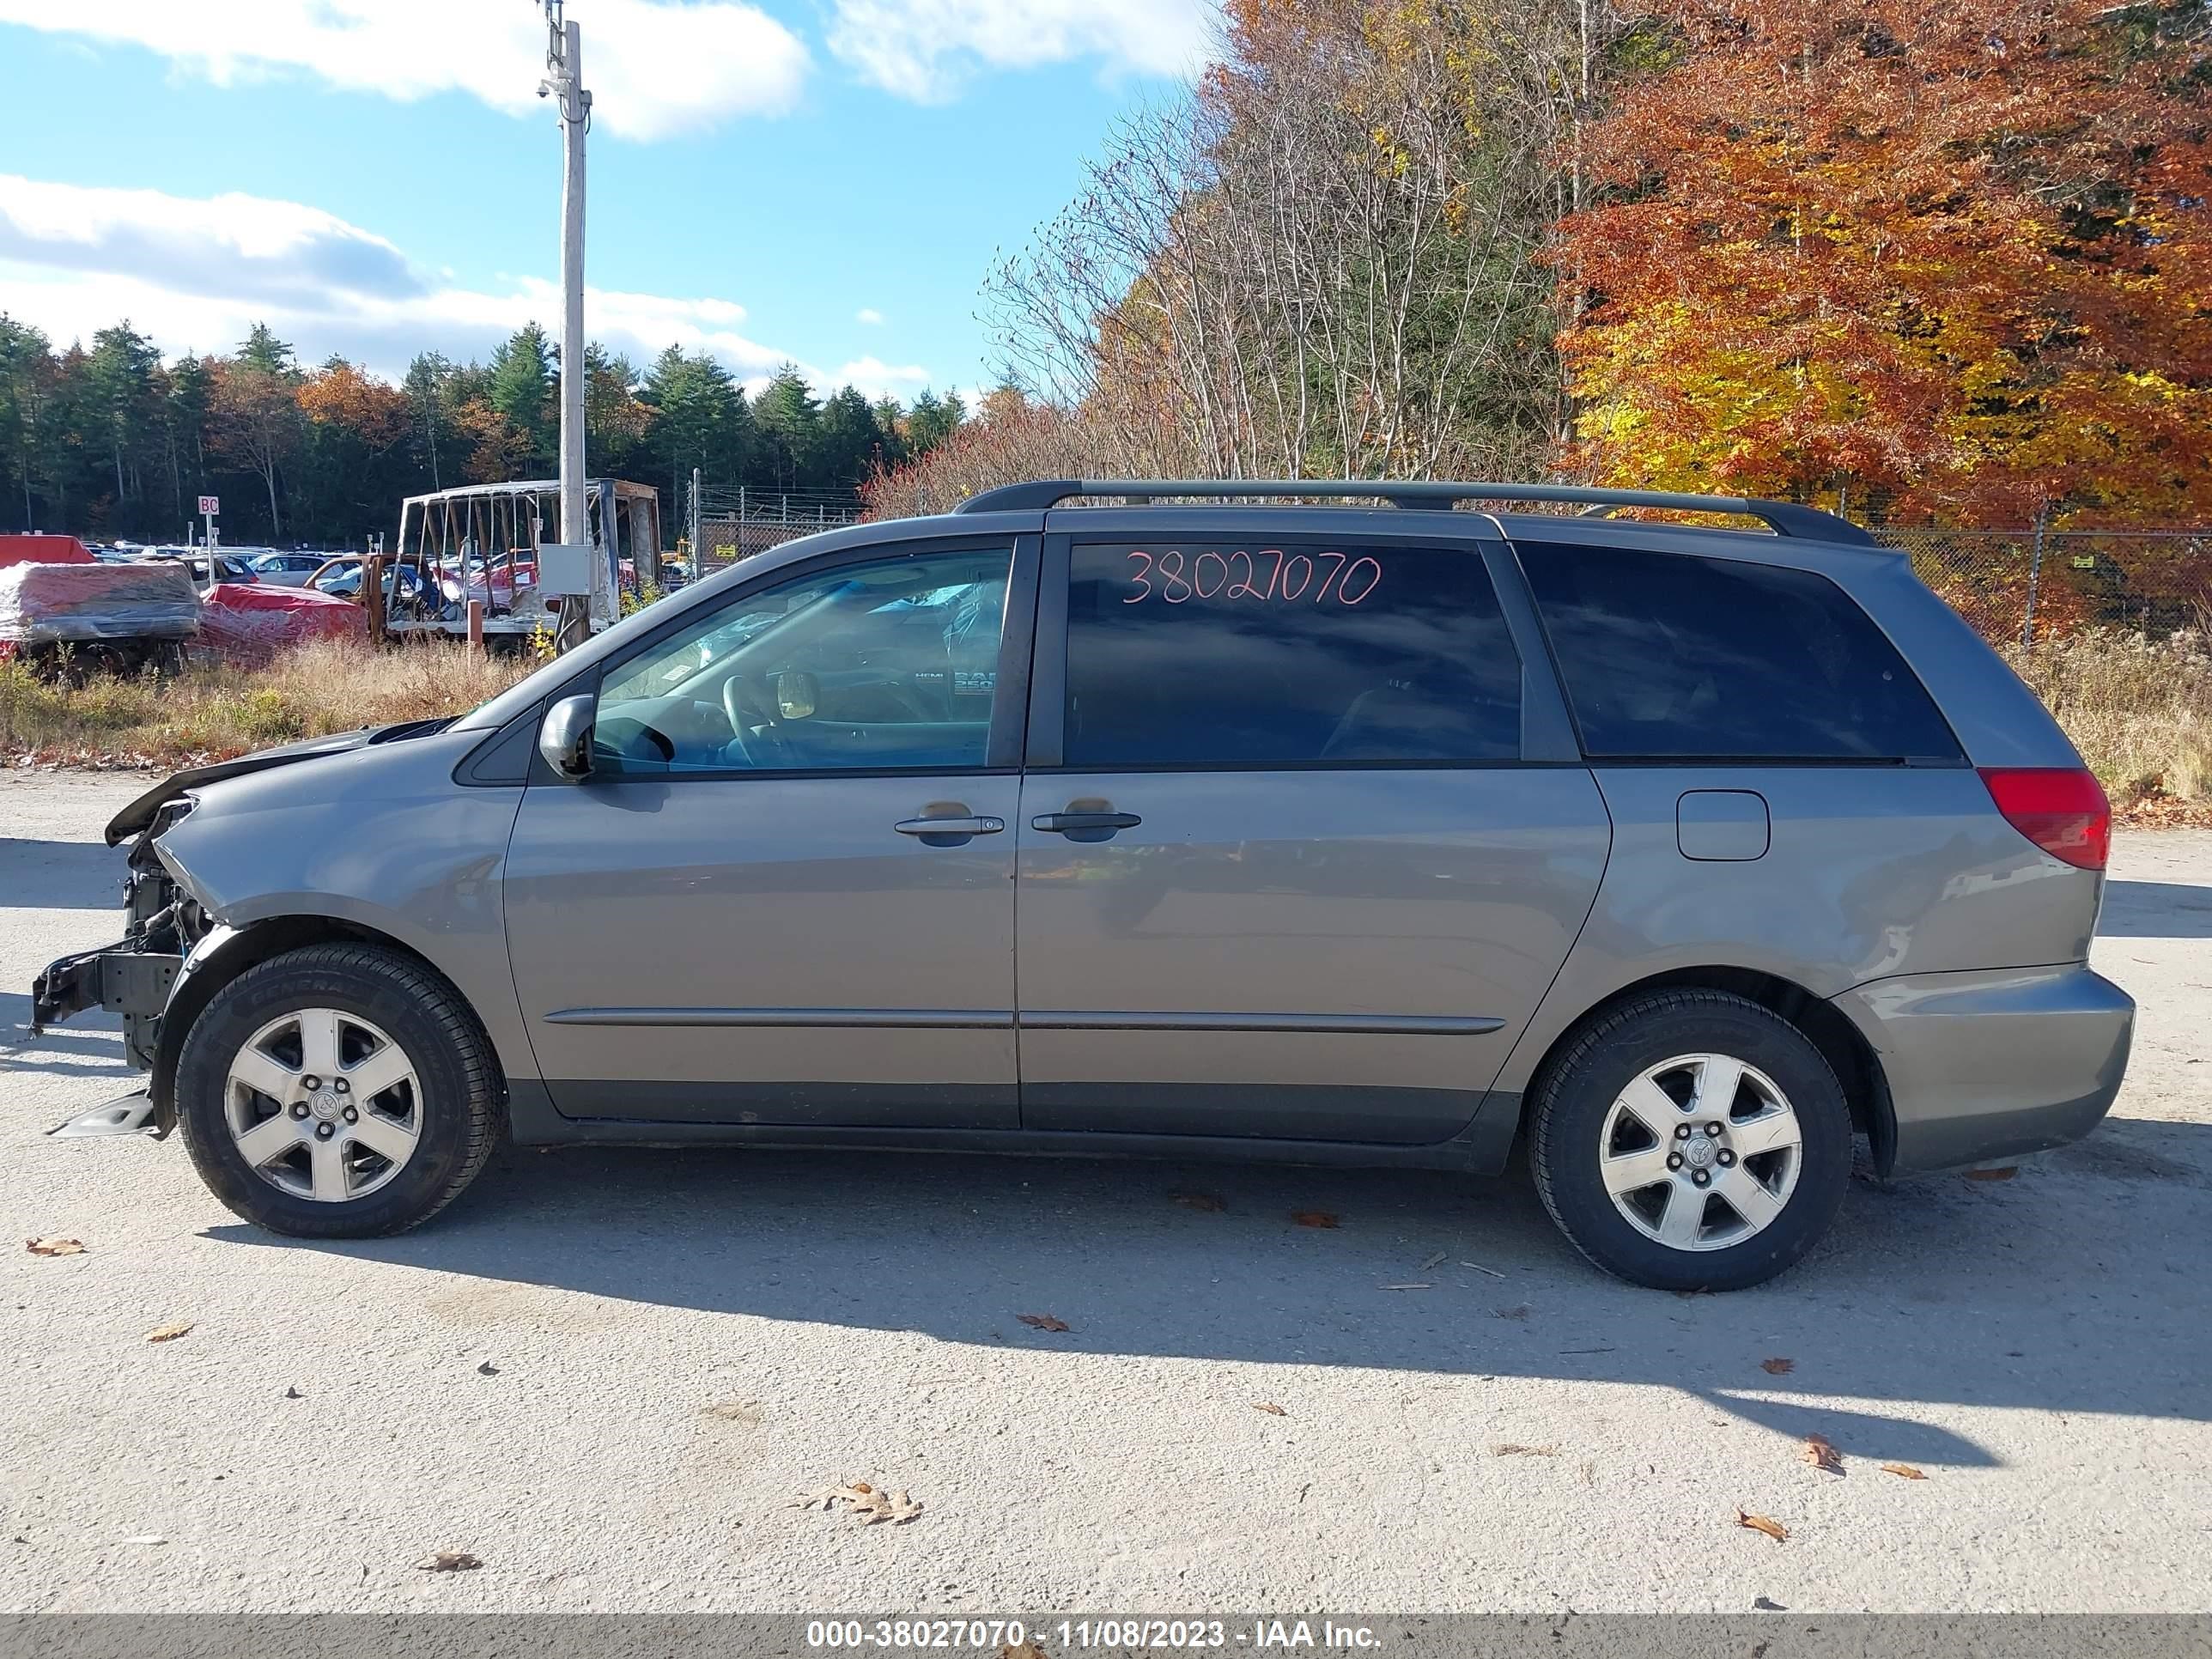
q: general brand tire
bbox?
[174,943,503,1238]
[1529,989,1851,1291]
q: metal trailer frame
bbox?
[387,478,661,640]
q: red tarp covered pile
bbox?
[0,534,95,569]
[197,582,362,665]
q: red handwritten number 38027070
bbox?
[1123,549,1382,606]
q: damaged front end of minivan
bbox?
[31,722,444,1139]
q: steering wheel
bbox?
[720,672,796,768]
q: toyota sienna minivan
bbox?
[34,480,2133,1291]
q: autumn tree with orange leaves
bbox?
[1557,0,2211,526]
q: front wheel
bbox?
[1529,990,1851,1291]
[174,943,503,1237]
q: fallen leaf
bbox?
[1760,1357,1795,1376]
[145,1322,192,1344]
[1494,1304,1531,1320]
[1735,1510,1788,1543]
[1753,1596,1788,1612]
[1419,1251,1446,1271]
[1291,1210,1340,1229]
[477,1360,500,1376]
[701,1400,764,1425]
[796,1482,922,1525]
[1005,1642,1048,1659]
[1490,1443,1557,1457]
[1017,1313,1071,1333]
[1881,1462,1929,1480]
[25,1237,85,1256]
[1253,1402,1287,1416]
[283,1387,303,1400]
[1965,1166,2018,1182]
[1802,1434,1844,1474]
[416,1551,482,1572]
[1171,1192,1224,1212]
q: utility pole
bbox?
[540,1,595,651]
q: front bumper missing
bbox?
[32,945,180,1073]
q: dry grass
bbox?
[2004,629,2212,817]
[5,630,2209,824]
[0,638,535,769]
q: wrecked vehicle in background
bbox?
[0,556,201,678]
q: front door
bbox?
[506,537,1035,1127]
[1015,532,1610,1144]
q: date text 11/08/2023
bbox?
[804,1619,1384,1650]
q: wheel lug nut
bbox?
[289,1102,310,1120]
[334,1079,349,1095]
[1717,1150,1735,1167]
[342,1106,357,1123]
[1692,1170,1711,1188]
[314,1122,335,1140]
[301,1076,320,1091]
[1674,1124,1693,1139]
[1666,1152,1682,1170]
[1705,1122,1723,1137]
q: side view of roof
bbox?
[953,478,1876,546]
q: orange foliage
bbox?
[1558,0,2212,526]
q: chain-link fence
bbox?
[684,483,864,578]
[1871,526,2212,647]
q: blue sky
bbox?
[0,0,1213,402]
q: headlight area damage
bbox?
[31,722,443,1139]
[32,792,214,1137]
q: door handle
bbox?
[1031,811,1142,835]
[895,816,1005,838]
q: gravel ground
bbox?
[2,769,2208,1614]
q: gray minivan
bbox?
[33,481,2134,1290]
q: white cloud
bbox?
[835,356,932,398]
[826,0,1213,100]
[855,307,885,325]
[0,0,810,142]
[0,176,921,394]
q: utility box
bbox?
[537,543,597,598]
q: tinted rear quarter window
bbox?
[1064,541,1522,767]
[1519,542,1961,763]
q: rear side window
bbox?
[1521,542,1961,763]
[1062,542,1522,767]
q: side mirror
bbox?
[774,669,819,721]
[538,693,596,781]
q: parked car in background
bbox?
[252,552,335,587]
[149,552,261,591]
[30,480,2132,1291]
[313,558,442,616]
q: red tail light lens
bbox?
[1978,767,2111,870]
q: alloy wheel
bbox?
[1597,1052,1804,1252]
[223,1008,422,1203]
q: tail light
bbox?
[1978,767,2111,870]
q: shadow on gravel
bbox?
[0,837,123,908]
[210,1115,2212,1468]
[2099,879,2212,938]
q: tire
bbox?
[174,943,503,1238]
[1529,989,1851,1291]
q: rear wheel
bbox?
[175,944,502,1237]
[1529,990,1850,1291]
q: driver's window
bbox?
[592,546,1012,775]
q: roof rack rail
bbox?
[953,478,1875,544]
